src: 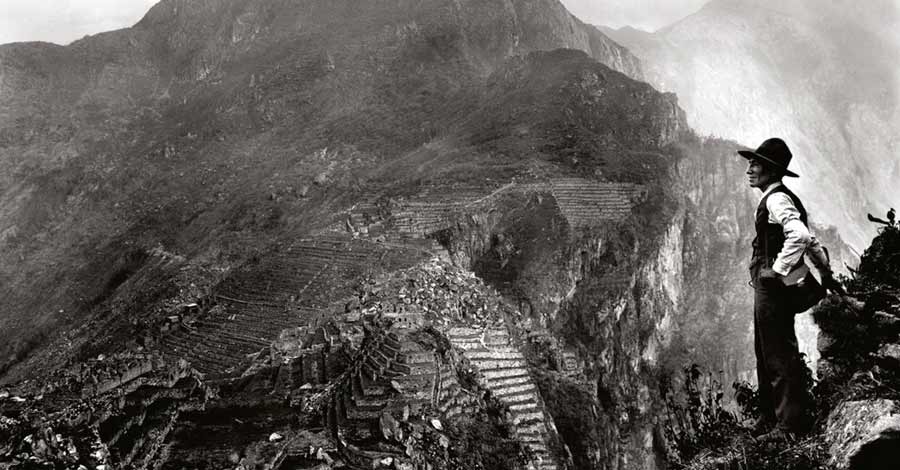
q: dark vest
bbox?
[750,184,808,280]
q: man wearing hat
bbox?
[739,137,840,441]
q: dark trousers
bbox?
[753,285,812,432]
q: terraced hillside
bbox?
[0,0,815,469]
[338,177,647,242]
[0,0,646,381]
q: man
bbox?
[739,138,840,441]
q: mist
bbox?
[561,0,708,31]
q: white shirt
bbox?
[760,182,831,276]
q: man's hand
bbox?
[758,267,782,288]
[821,271,846,295]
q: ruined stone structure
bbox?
[157,236,423,379]
[330,327,443,461]
[337,178,648,248]
[0,356,210,469]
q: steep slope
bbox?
[602,0,900,251]
[0,43,760,469]
[0,0,642,378]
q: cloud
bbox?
[0,0,158,45]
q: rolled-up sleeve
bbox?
[805,236,832,273]
[767,193,810,275]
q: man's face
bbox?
[746,158,777,189]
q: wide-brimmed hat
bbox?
[737,138,799,178]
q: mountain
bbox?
[0,0,847,469]
[601,0,900,251]
[0,0,641,381]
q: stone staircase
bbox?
[447,326,560,470]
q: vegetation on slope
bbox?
[0,0,646,382]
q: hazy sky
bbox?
[562,0,709,31]
[0,0,157,45]
[0,0,708,45]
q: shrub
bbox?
[662,365,742,465]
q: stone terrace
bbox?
[336,178,648,243]
[447,326,561,470]
[335,183,514,240]
[213,236,390,306]
[547,178,647,229]
[158,236,424,379]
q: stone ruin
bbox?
[0,353,210,469]
[1,253,572,469]
[333,177,648,243]
[2,214,590,468]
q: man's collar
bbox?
[760,181,783,200]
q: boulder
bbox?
[823,399,900,469]
[874,343,900,371]
[872,311,900,331]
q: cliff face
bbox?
[602,0,900,251]
[437,135,766,469]
[0,1,811,470]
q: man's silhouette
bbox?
[739,138,840,441]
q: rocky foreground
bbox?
[670,220,900,470]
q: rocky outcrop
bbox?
[814,225,900,468]
[666,221,899,469]
[505,0,643,79]
[0,356,210,469]
[823,399,900,469]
